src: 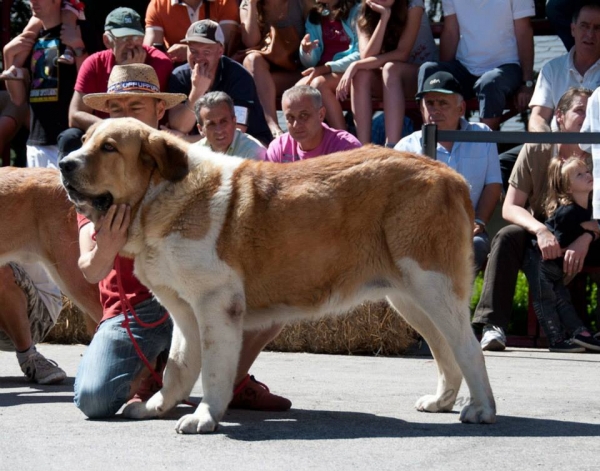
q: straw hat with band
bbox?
[83,64,187,112]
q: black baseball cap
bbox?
[416,71,463,99]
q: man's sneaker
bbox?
[481,325,506,351]
[229,375,292,411]
[19,350,67,385]
[572,334,600,352]
[549,339,585,353]
[594,331,600,340]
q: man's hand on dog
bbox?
[94,204,131,257]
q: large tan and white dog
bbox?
[59,117,496,434]
[0,167,101,325]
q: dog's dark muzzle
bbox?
[60,157,114,213]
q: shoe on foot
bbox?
[57,48,75,65]
[128,351,168,403]
[19,350,67,384]
[549,339,586,353]
[0,66,25,81]
[229,375,291,411]
[481,324,506,351]
[594,331,600,340]
[572,333,600,352]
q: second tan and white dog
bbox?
[59,117,496,434]
[0,167,102,326]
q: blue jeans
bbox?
[418,60,522,119]
[73,298,173,419]
[523,247,585,345]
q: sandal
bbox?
[57,47,75,65]
[0,67,25,81]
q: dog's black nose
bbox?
[59,158,78,175]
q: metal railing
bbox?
[420,123,600,159]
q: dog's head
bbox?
[59,118,189,223]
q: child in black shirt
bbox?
[529,156,600,352]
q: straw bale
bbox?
[45,296,93,345]
[267,302,418,356]
[48,298,418,356]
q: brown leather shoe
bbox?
[128,350,167,404]
[229,374,292,411]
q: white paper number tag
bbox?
[234,106,249,126]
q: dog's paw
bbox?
[175,410,218,434]
[123,401,159,420]
[459,403,496,424]
[415,394,454,413]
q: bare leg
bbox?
[57,10,78,65]
[311,73,346,130]
[382,61,419,146]
[236,323,284,385]
[481,116,501,131]
[0,265,33,352]
[0,117,20,165]
[351,69,377,144]
[243,52,283,136]
[1,17,42,72]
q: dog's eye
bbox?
[102,143,116,152]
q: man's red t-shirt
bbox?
[77,214,152,322]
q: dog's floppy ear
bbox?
[82,121,102,144]
[142,129,190,182]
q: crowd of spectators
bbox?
[1,0,600,399]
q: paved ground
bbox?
[1,344,599,471]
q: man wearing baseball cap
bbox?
[395,71,503,275]
[168,19,272,146]
[68,8,173,133]
[143,0,240,63]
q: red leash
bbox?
[115,257,197,407]
[115,256,170,387]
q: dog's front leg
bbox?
[175,291,244,434]
[124,294,201,420]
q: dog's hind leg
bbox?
[387,293,463,413]
[123,294,201,420]
[175,290,244,434]
[392,270,496,424]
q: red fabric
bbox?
[318,19,350,65]
[74,46,173,118]
[77,214,152,321]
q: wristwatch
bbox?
[73,47,87,57]
[523,80,534,88]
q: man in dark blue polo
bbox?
[167,19,272,145]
